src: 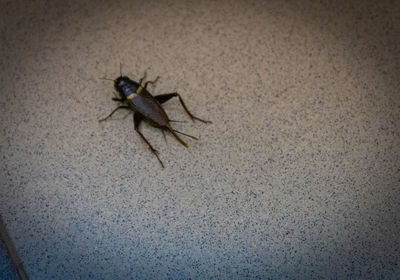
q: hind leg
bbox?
[133,113,164,168]
[155,93,211,123]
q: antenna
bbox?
[120,63,122,76]
[99,77,114,81]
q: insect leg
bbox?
[144,76,160,88]
[154,93,176,104]
[99,106,130,122]
[169,119,187,123]
[155,93,211,123]
[139,71,147,85]
[133,113,164,168]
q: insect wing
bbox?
[130,92,169,126]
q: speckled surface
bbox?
[0,0,399,279]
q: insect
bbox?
[100,69,211,167]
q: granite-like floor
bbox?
[1,0,399,279]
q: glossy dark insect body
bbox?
[100,72,211,167]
